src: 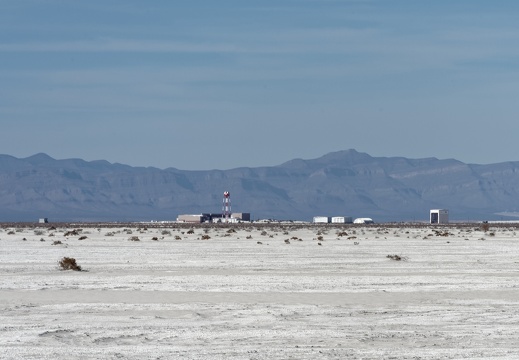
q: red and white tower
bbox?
[222,191,231,223]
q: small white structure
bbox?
[331,216,353,224]
[177,214,205,223]
[430,209,449,224]
[39,218,48,224]
[353,217,374,224]
[313,216,330,224]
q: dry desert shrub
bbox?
[58,257,82,271]
[162,230,172,236]
[480,223,490,232]
[78,236,87,240]
[387,254,408,261]
[201,234,211,240]
[105,232,115,236]
[64,230,80,237]
[128,236,140,241]
[174,235,182,240]
[52,240,62,245]
[433,230,451,237]
[227,228,236,233]
[151,237,158,241]
[187,229,195,234]
[34,229,45,236]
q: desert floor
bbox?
[1,223,519,359]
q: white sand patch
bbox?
[1,224,519,359]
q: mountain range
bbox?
[1,149,518,222]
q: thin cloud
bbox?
[0,39,240,53]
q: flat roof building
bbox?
[430,209,449,224]
[331,216,353,224]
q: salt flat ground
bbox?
[1,224,519,359]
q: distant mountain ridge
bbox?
[1,150,519,222]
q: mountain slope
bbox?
[1,150,519,222]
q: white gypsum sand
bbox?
[1,224,519,359]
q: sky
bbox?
[1,1,519,170]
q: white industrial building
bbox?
[313,216,331,224]
[331,216,353,224]
[177,213,251,223]
[430,209,449,224]
[177,214,207,223]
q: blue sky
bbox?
[1,1,519,170]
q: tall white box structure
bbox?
[430,209,449,224]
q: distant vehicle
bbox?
[353,217,374,224]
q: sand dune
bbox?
[1,224,519,359]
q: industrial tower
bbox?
[222,191,231,223]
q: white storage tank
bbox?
[331,216,353,224]
[353,217,374,224]
[313,216,330,224]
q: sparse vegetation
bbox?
[480,223,490,232]
[128,236,140,241]
[387,254,408,261]
[58,257,82,271]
